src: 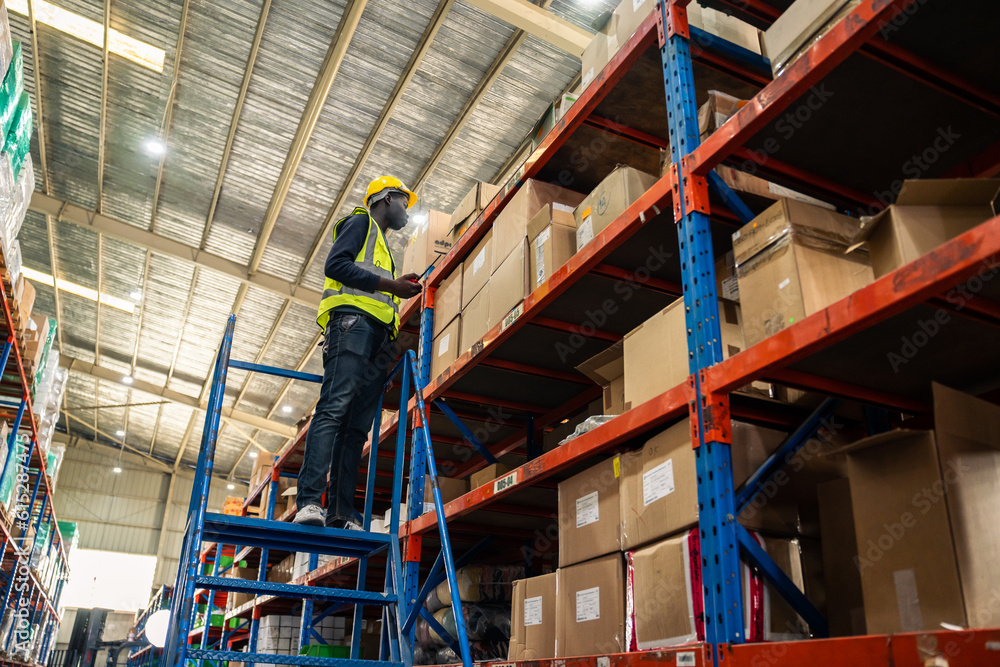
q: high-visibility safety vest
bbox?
[317,207,400,338]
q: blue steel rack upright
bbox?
[161,314,475,667]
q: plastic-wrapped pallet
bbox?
[415,604,511,646]
[3,92,31,179]
[46,445,64,491]
[426,564,523,612]
[0,434,28,513]
[0,41,20,141]
[3,155,32,242]
[0,6,12,81]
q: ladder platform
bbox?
[192,575,396,605]
[201,512,392,558]
[186,648,404,667]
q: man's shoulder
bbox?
[335,211,371,235]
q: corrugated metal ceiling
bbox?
[15,0,615,481]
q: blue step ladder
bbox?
[161,314,474,667]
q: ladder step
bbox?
[192,575,397,605]
[187,648,403,667]
[201,513,392,558]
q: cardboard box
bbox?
[622,297,743,410]
[745,535,825,641]
[471,463,511,490]
[858,178,1000,278]
[430,316,460,381]
[432,262,463,338]
[402,210,452,277]
[765,0,858,73]
[450,182,502,240]
[556,553,625,657]
[492,179,584,268]
[489,240,529,326]
[461,229,492,308]
[531,94,579,150]
[575,167,658,250]
[576,344,625,416]
[557,456,621,567]
[626,531,702,649]
[15,278,34,330]
[528,204,577,290]
[424,475,469,506]
[715,250,739,302]
[460,283,490,352]
[734,198,872,348]
[580,14,619,90]
[620,419,801,550]
[619,421,696,551]
[509,573,558,660]
[837,383,1000,634]
[817,478,867,637]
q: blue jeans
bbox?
[296,311,394,526]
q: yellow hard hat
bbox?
[366,176,417,209]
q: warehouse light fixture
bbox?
[412,212,428,225]
[248,452,258,459]
[121,375,133,385]
[282,405,292,413]
[145,139,166,156]
[226,484,235,490]
[7,0,165,72]
[130,290,142,300]
[113,467,121,473]
[21,267,136,313]
[116,430,125,436]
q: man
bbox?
[294,176,422,528]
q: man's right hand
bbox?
[379,274,422,298]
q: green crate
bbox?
[3,91,30,179]
[299,645,352,659]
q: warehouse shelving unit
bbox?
[0,269,69,667]
[196,1,1000,665]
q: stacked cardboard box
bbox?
[734,198,873,347]
[831,384,1000,634]
[449,182,502,245]
[581,0,763,92]
[574,166,656,251]
[764,0,859,75]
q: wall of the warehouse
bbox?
[52,440,247,590]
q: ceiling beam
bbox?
[295,0,455,286]
[463,0,590,56]
[200,0,272,250]
[149,0,192,231]
[97,0,110,213]
[247,0,370,277]
[28,191,323,308]
[411,0,556,192]
[59,355,298,438]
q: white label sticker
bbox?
[536,227,551,245]
[778,277,790,290]
[642,459,675,506]
[524,596,543,626]
[437,333,450,357]
[633,0,646,11]
[576,587,600,622]
[423,502,436,514]
[677,652,696,667]
[582,67,594,87]
[473,248,486,275]
[493,470,518,494]
[553,203,574,214]
[722,276,740,301]
[576,491,599,527]
[576,218,594,249]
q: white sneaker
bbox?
[293,504,326,526]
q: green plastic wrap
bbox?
[32,317,56,392]
[3,91,31,180]
[0,42,22,142]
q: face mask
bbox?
[386,197,408,230]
